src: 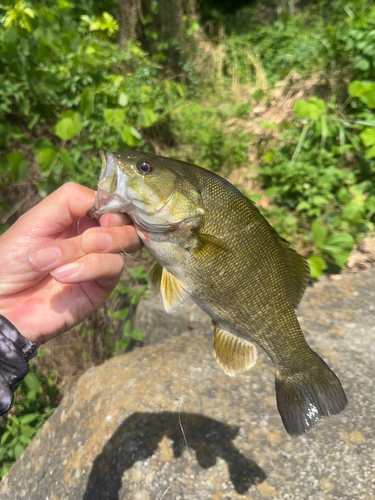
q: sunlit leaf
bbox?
[38,148,58,174]
[348,80,375,108]
[104,108,126,127]
[140,107,158,127]
[311,221,327,249]
[307,254,327,278]
[118,92,129,107]
[294,98,325,120]
[360,127,375,147]
[55,118,76,141]
[55,112,83,140]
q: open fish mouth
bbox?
[88,151,131,218]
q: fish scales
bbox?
[89,150,347,436]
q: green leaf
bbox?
[342,203,364,223]
[55,118,76,141]
[55,112,83,140]
[324,232,355,250]
[348,80,375,108]
[120,124,142,146]
[20,425,36,437]
[365,144,375,158]
[296,200,310,212]
[104,108,126,127]
[337,187,351,204]
[353,57,370,72]
[19,435,32,445]
[312,195,328,207]
[116,283,131,294]
[307,254,327,279]
[24,372,43,393]
[34,139,54,151]
[111,308,129,320]
[118,92,129,107]
[14,443,24,461]
[263,150,275,164]
[19,413,40,425]
[311,221,327,249]
[7,152,28,182]
[38,148,58,174]
[81,88,95,117]
[294,98,325,120]
[130,126,142,139]
[58,148,74,174]
[123,320,131,337]
[360,128,375,147]
[130,329,143,341]
[140,107,158,127]
[128,265,147,280]
[1,431,10,444]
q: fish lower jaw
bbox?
[90,196,132,218]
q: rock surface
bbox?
[1,270,375,499]
[135,294,211,346]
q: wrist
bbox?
[0,305,43,348]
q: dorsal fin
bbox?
[283,246,310,308]
[262,219,310,308]
[212,321,258,377]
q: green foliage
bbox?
[0,363,60,478]
[105,266,149,355]
[170,99,250,171]
[309,220,355,275]
[0,0,182,204]
[259,82,375,276]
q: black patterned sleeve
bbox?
[0,315,37,416]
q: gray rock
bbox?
[135,293,211,346]
[1,270,375,499]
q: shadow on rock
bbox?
[83,412,266,499]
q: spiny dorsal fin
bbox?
[212,321,258,377]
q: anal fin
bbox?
[212,321,258,377]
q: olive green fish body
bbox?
[90,151,347,435]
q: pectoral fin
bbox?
[149,262,190,313]
[149,262,163,293]
[212,321,258,377]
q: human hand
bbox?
[0,182,142,347]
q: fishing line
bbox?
[157,479,177,500]
[178,396,188,450]
[77,216,82,236]
[113,231,147,262]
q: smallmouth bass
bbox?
[89,151,347,435]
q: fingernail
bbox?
[28,247,62,270]
[83,231,112,252]
[50,263,80,279]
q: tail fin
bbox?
[275,355,347,436]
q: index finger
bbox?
[18,183,97,236]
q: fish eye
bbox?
[136,160,154,174]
